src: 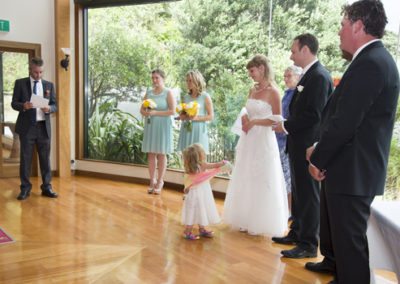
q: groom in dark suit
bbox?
[273,33,333,258]
[305,1,399,283]
[11,57,58,200]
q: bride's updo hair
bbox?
[246,54,274,82]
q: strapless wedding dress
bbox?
[223,99,289,236]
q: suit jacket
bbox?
[11,77,57,138]
[310,41,400,196]
[285,61,333,156]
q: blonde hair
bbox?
[246,54,274,83]
[186,70,206,96]
[183,143,206,174]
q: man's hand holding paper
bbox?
[30,95,49,108]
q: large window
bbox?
[82,0,400,199]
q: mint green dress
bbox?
[177,92,211,153]
[141,88,173,154]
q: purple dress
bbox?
[275,88,295,193]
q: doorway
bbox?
[0,40,41,178]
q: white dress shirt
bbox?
[30,77,46,121]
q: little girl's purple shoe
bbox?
[199,229,214,238]
[183,232,200,240]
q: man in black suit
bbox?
[305,1,399,283]
[273,34,333,258]
[11,57,58,200]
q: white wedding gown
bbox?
[223,99,289,236]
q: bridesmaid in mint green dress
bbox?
[177,70,214,153]
[141,69,175,195]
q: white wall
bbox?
[0,0,57,170]
[0,0,56,83]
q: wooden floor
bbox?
[0,176,396,284]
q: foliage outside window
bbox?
[84,0,400,200]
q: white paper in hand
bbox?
[31,95,49,108]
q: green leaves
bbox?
[88,102,146,164]
[85,0,400,197]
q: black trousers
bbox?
[320,185,374,284]
[19,122,52,191]
[288,151,320,251]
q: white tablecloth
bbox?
[367,200,400,282]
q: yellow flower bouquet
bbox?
[176,101,199,132]
[142,98,157,123]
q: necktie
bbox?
[33,80,38,94]
[31,80,39,125]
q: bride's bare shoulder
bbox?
[265,84,280,99]
[267,84,280,94]
[248,86,257,97]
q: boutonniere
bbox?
[333,77,341,88]
[297,85,304,93]
[44,90,50,98]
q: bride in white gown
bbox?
[223,55,289,236]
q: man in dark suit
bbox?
[273,33,333,258]
[11,57,58,200]
[305,1,400,283]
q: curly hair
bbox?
[343,0,387,38]
[285,65,302,76]
[182,143,206,174]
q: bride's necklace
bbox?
[254,83,269,93]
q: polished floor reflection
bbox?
[0,176,396,283]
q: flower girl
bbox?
[181,144,231,240]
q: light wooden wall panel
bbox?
[54,0,71,177]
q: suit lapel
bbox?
[327,42,382,105]
[42,81,48,98]
[355,40,382,59]
[289,90,298,114]
[289,62,320,114]
[25,78,33,100]
[337,41,382,86]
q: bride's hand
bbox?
[242,120,254,133]
[272,121,284,133]
[241,114,249,126]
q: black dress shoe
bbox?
[272,235,298,245]
[281,246,317,258]
[41,189,58,198]
[305,261,335,274]
[17,189,31,200]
